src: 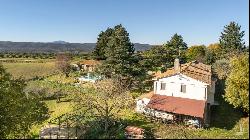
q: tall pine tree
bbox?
[164,33,188,66]
[98,24,147,90]
[101,24,135,77]
[219,21,245,57]
[92,28,114,60]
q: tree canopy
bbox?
[205,43,222,64]
[93,28,114,60]
[219,21,245,57]
[212,58,231,80]
[164,33,188,62]
[186,45,206,62]
[141,45,172,70]
[95,24,148,90]
[0,65,48,138]
[224,53,249,113]
[73,78,133,138]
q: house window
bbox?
[160,83,166,90]
[181,84,186,93]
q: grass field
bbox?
[46,74,76,84]
[2,61,58,80]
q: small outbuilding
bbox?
[78,60,101,72]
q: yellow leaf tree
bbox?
[224,53,249,113]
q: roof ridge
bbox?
[154,61,212,85]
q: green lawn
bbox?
[44,100,74,121]
[28,99,73,139]
[46,74,76,84]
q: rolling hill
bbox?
[0,41,152,53]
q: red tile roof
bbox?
[154,61,212,85]
[146,94,206,118]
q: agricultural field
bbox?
[1,59,59,80]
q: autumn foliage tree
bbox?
[224,53,249,113]
[212,22,249,115]
[205,43,222,64]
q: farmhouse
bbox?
[136,58,217,128]
[78,60,101,72]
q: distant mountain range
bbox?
[51,40,69,44]
[0,41,153,53]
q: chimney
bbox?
[174,58,180,73]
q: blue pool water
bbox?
[78,73,101,82]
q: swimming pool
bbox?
[78,73,101,83]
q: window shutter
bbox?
[181,85,186,93]
[161,83,166,90]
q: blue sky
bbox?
[0,0,249,46]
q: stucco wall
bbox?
[154,74,210,101]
